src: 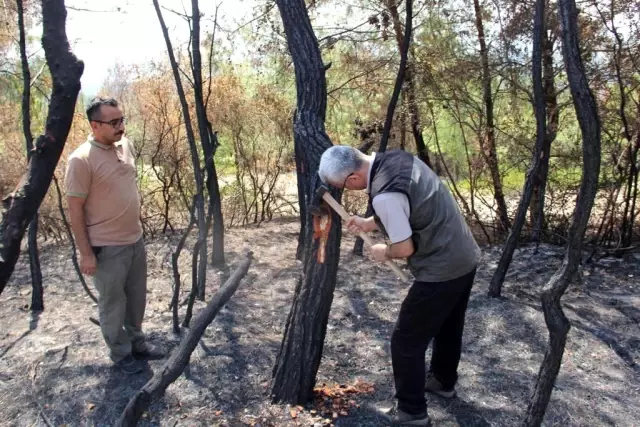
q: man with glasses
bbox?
[65,97,164,374]
[318,145,480,426]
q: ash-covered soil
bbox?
[1,218,638,426]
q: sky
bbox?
[63,0,258,95]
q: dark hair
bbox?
[86,97,119,121]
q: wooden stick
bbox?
[320,192,409,281]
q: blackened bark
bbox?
[524,0,601,423]
[52,176,97,303]
[270,0,343,404]
[385,0,431,167]
[16,0,44,310]
[152,0,207,304]
[488,0,546,298]
[473,0,511,235]
[191,0,225,274]
[530,29,558,243]
[116,252,252,427]
[171,198,197,334]
[0,0,83,291]
[353,0,412,256]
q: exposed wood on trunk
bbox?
[524,0,601,423]
[0,0,84,291]
[115,252,253,427]
[489,0,547,298]
[270,0,342,404]
[472,0,511,235]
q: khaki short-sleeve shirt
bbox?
[65,135,142,246]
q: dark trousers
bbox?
[391,268,476,414]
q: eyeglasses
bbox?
[342,172,354,189]
[92,116,126,128]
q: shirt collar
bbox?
[88,133,122,150]
[366,152,376,193]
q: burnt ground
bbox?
[0,218,639,426]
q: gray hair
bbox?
[318,145,365,185]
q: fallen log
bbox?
[115,251,253,426]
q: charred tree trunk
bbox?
[473,0,511,235]
[52,176,97,303]
[488,0,546,298]
[153,0,207,304]
[530,29,558,243]
[191,0,226,274]
[385,0,432,168]
[270,0,343,404]
[621,111,640,248]
[16,0,44,310]
[0,0,83,291]
[353,0,412,256]
[116,252,252,427]
[524,0,601,423]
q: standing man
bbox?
[318,145,480,426]
[65,97,164,374]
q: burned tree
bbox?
[116,252,253,427]
[353,0,413,256]
[270,0,343,404]
[530,17,559,243]
[524,0,601,423]
[488,0,547,298]
[152,0,207,307]
[190,0,226,272]
[0,0,84,292]
[472,0,511,235]
[384,0,431,167]
[16,0,43,310]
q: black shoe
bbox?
[132,344,166,360]
[425,372,456,398]
[114,355,146,374]
[374,403,432,426]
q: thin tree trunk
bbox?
[116,252,252,427]
[385,0,432,168]
[152,0,206,305]
[52,176,97,303]
[270,0,342,404]
[353,0,412,256]
[524,0,601,423]
[17,0,44,310]
[0,0,83,291]
[530,29,558,243]
[191,0,225,274]
[472,0,511,235]
[489,0,546,298]
[170,198,197,334]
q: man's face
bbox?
[90,105,125,144]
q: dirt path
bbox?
[0,219,638,426]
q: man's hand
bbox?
[369,243,389,263]
[345,215,377,234]
[79,252,97,276]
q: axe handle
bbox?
[321,192,409,281]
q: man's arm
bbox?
[64,155,96,275]
[67,196,97,275]
[369,192,415,262]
